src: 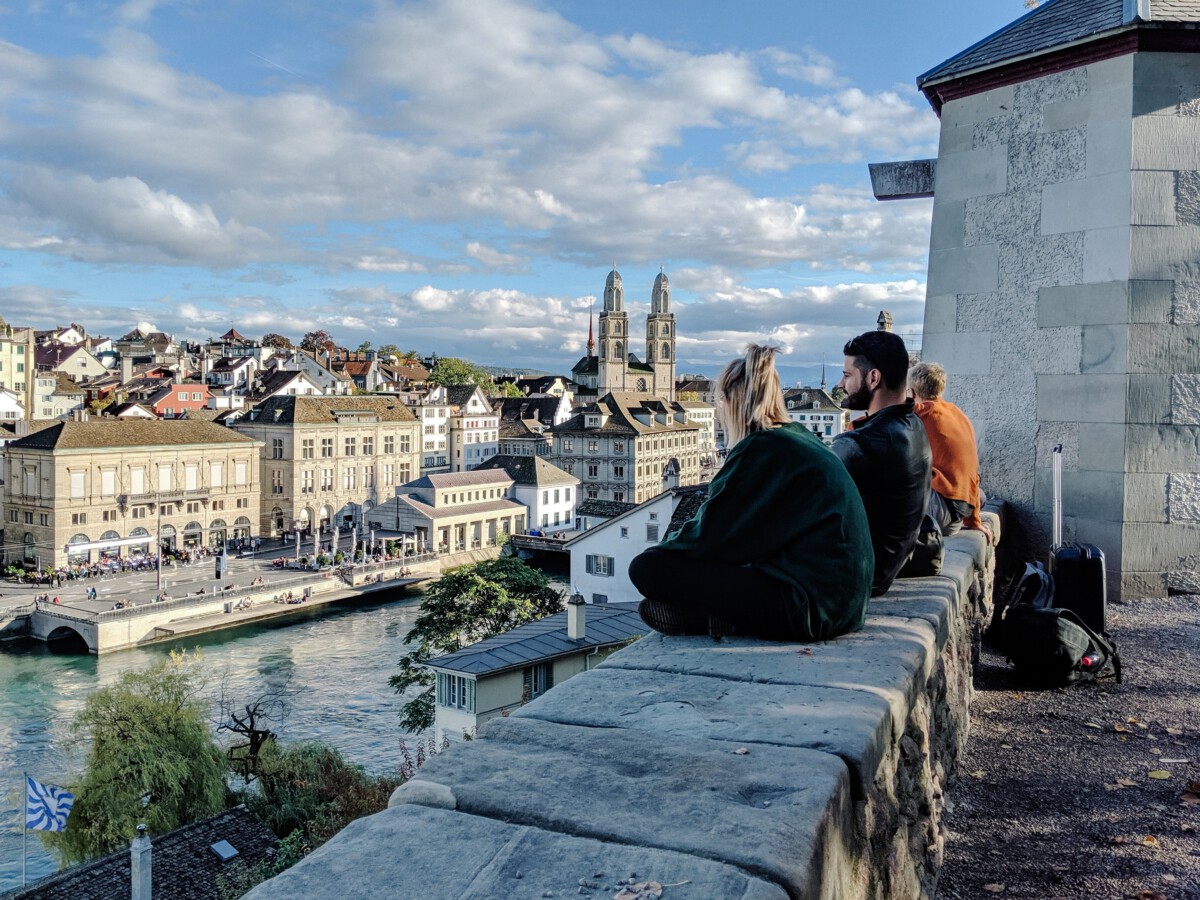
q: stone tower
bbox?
[645,269,676,400]
[909,0,1200,598]
[597,267,628,394]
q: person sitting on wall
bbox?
[832,330,932,596]
[628,344,873,641]
[907,361,986,538]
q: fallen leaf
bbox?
[1159,758,1188,764]
[1151,748,1161,755]
[1148,770,1172,780]
[1114,723,1133,733]
[1039,727,1050,735]
[1128,716,1142,724]
[1165,727,1182,736]
[971,770,986,778]
[1184,780,1200,793]
[1134,891,1168,900]
[1118,777,1138,787]
[1010,693,1023,700]
[733,747,750,755]
[1180,792,1200,807]
[1084,722,1102,729]
[1104,783,1123,791]
[982,885,1005,894]
[1111,835,1128,844]
[1139,835,1160,847]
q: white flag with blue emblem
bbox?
[25,776,75,832]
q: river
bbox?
[0,588,430,893]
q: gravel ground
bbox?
[937,593,1200,899]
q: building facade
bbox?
[782,387,847,445]
[231,395,421,538]
[445,385,499,472]
[1,417,262,567]
[474,454,579,534]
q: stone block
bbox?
[1167,472,1200,523]
[1038,281,1128,326]
[1120,521,1200,570]
[1036,374,1128,423]
[1069,517,1124,569]
[934,145,1009,202]
[1127,375,1171,425]
[1170,374,1200,425]
[923,294,958,334]
[1133,115,1200,170]
[1033,326,1082,374]
[1121,568,1167,599]
[1132,82,1181,117]
[1173,274,1200,324]
[1088,54,1135,94]
[1129,279,1173,324]
[928,245,1000,297]
[1034,467,1126,524]
[1041,172,1131,234]
[1176,171,1200,225]
[921,331,992,375]
[1125,424,1200,472]
[869,160,936,201]
[943,84,1015,126]
[1078,423,1127,472]
[1125,323,1200,373]
[1082,226,1132,282]
[245,804,788,900]
[393,716,853,897]
[928,200,966,251]
[1124,473,1169,522]
[1086,116,1134,177]
[1132,170,1177,225]
[1131,225,1200,278]
[1134,52,1200,89]
[939,121,975,154]
[1081,324,1128,373]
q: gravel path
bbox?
[938,594,1200,899]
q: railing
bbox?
[1,603,35,619]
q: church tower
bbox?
[597,267,628,393]
[645,269,675,400]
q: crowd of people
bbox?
[632,330,986,643]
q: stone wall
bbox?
[245,513,999,900]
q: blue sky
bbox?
[0,0,1028,380]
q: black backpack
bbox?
[994,562,1122,687]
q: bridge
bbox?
[508,533,572,555]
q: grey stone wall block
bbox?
[1078,423,1127,472]
[1131,225,1200,279]
[1180,93,1200,117]
[1034,326,1083,375]
[1176,170,1200,225]
[1165,557,1200,592]
[869,160,936,201]
[943,84,1015,127]
[1000,231,1085,293]
[1132,170,1177,225]
[1081,324,1128,373]
[920,331,992,376]
[1128,323,1174,372]
[1015,68,1087,117]
[1125,473,1169,522]
[1041,172,1129,234]
[1034,467,1126,524]
[1011,129,1087,190]
[1133,115,1200,170]
[939,121,975,154]
[934,145,1009,202]
[929,199,966,251]
[1122,568,1168,598]
[923,294,959,335]
[1087,117,1135,177]
[1083,226,1132,283]
[1172,274,1200,324]
[1135,52,1200,90]
[966,188,1041,246]
[1121,521,1200,570]
[1037,374,1128,423]
[1170,374,1200,425]
[1039,281,1128,326]
[1129,279,1173,323]
[1133,82,1182,117]
[1127,375,1172,425]
[1037,424,1080,470]
[1126,424,1200,472]
[927,244,1000,297]
[1087,53,1135,93]
[1167,472,1200,522]
[958,290,1031,332]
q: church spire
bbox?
[586,303,595,358]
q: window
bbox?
[132,506,148,519]
[72,512,87,525]
[585,554,614,576]
[302,439,314,460]
[192,391,202,401]
[344,437,356,456]
[383,463,394,487]
[100,469,116,496]
[271,438,284,459]
[321,438,334,457]
[553,489,560,503]
[23,511,33,524]
[523,663,553,701]
[235,461,248,486]
[613,465,625,480]
[564,488,571,501]
[320,468,333,491]
[39,513,49,526]
[7,510,16,523]
[592,593,608,604]
[185,464,199,490]
[384,435,395,454]
[210,461,223,488]
[271,470,284,495]
[649,513,658,521]
[343,468,358,490]
[588,440,599,453]
[436,673,475,711]
[562,439,574,452]
[211,500,225,511]
[301,470,314,494]
[186,501,202,514]
[613,440,625,454]
[646,524,659,541]
[236,497,249,508]
[587,464,599,478]
[70,471,85,498]
[620,527,628,538]
[542,490,549,504]
[542,514,549,527]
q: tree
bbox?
[42,651,227,865]
[261,333,294,350]
[428,356,490,387]
[678,390,701,402]
[356,341,373,353]
[490,380,524,398]
[376,343,401,360]
[300,330,337,355]
[390,557,563,732]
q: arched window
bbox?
[23,533,36,561]
[636,378,648,392]
[613,340,623,361]
[661,342,671,361]
[661,323,670,336]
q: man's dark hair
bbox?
[843,331,909,391]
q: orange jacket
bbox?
[913,398,983,531]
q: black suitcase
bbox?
[1049,445,1108,635]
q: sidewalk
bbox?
[938,594,1200,898]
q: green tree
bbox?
[490,379,524,398]
[390,557,563,732]
[678,390,700,402]
[428,356,490,387]
[356,341,373,353]
[42,651,227,865]
[261,332,294,350]
[300,329,337,355]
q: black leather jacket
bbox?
[832,400,932,596]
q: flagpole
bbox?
[22,771,27,888]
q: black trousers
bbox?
[628,548,799,639]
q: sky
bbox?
[0,0,1031,382]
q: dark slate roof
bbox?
[491,396,561,427]
[782,387,842,411]
[474,454,578,487]
[576,498,637,519]
[240,395,416,425]
[917,0,1200,87]
[551,393,700,438]
[667,485,709,532]
[9,418,258,451]
[11,805,277,900]
[425,602,648,676]
[571,356,598,376]
[443,385,483,407]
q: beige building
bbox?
[231,395,421,538]
[2,417,262,568]
[366,470,526,554]
[550,392,701,505]
[0,324,35,417]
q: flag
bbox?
[25,776,75,832]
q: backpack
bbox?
[994,562,1122,687]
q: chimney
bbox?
[567,592,586,640]
[121,355,133,385]
[131,823,152,900]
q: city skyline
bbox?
[0,0,1029,373]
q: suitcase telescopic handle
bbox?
[1052,443,1063,550]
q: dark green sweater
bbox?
[658,422,873,641]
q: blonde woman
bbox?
[629,345,873,641]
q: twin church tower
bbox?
[582,267,676,401]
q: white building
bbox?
[567,485,707,605]
[0,388,24,422]
[782,387,847,445]
[413,386,451,474]
[444,385,499,472]
[474,454,579,535]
